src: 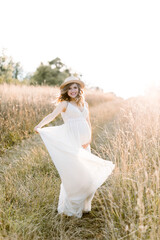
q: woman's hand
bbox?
[34,126,40,133]
[82,140,91,149]
[82,143,89,149]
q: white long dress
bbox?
[37,101,115,218]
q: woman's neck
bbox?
[70,99,84,107]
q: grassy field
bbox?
[0,84,160,239]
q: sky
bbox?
[1,0,160,99]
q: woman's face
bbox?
[67,83,79,99]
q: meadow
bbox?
[0,83,159,239]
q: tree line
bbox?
[0,49,73,86]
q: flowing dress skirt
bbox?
[37,118,115,218]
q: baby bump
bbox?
[65,118,91,147]
[77,120,91,145]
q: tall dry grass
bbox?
[0,83,59,155]
[1,92,159,239]
[1,83,159,239]
[3,84,159,239]
[0,84,123,239]
[93,96,160,239]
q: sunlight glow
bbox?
[0,0,160,99]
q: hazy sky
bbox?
[1,0,160,98]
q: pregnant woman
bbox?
[34,75,115,218]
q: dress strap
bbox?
[66,101,69,110]
[84,101,88,108]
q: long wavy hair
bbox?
[55,82,85,106]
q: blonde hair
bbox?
[55,82,85,106]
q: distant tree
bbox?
[0,51,6,76]
[0,49,13,82]
[13,62,23,79]
[49,57,64,69]
[31,58,71,86]
[0,49,23,83]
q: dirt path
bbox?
[0,132,43,172]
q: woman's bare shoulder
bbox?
[60,100,68,112]
[60,100,68,106]
[54,100,68,111]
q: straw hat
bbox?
[60,75,85,89]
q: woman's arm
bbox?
[34,101,67,130]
